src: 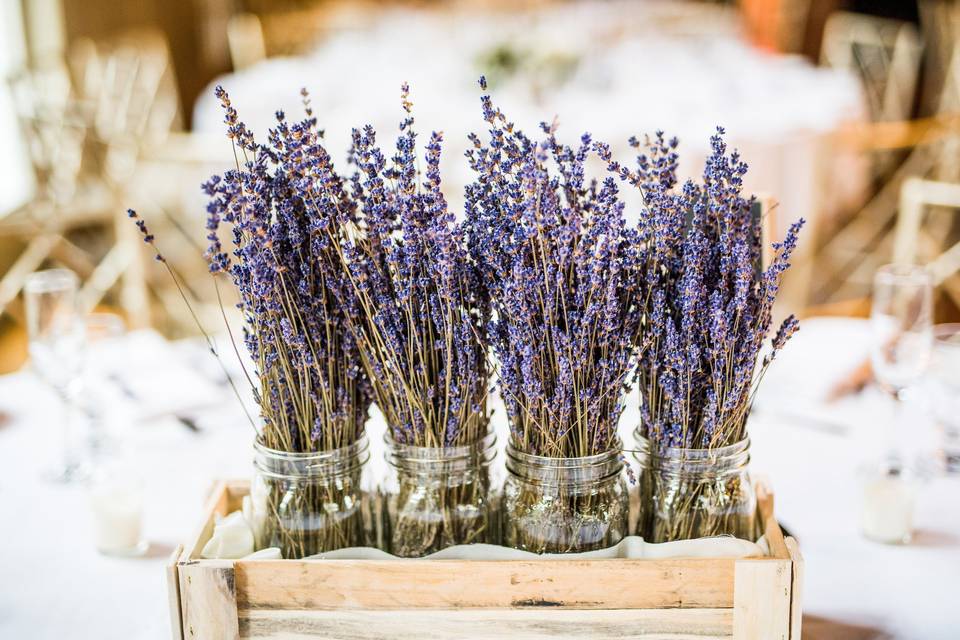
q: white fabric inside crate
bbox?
[305,535,769,560]
[200,506,769,559]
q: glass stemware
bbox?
[862,264,933,545]
[24,269,86,482]
[870,264,934,467]
[930,323,960,473]
[83,313,126,459]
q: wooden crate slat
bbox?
[756,479,791,560]
[785,537,805,640]
[179,560,239,640]
[184,480,233,560]
[239,607,735,639]
[166,544,185,640]
[169,480,802,638]
[235,557,736,611]
[731,559,792,640]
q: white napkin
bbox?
[304,535,768,560]
[201,506,282,559]
[200,510,255,559]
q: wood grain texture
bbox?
[166,545,185,640]
[226,479,250,512]
[238,607,734,639]
[169,480,800,639]
[785,538,804,640]
[179,562,240,640]
[731,559,792,640]
[755,479,790,560]
[235,557,736,611]
[184,480,232,561]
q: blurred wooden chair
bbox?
[821,11,923,124]
[226,8,330,70]
[226,2,376,70]
[0,29,181,328]
[894,176,960,308]
[918,1,960,118]
[809,13,960,306]
[0,60,105,321]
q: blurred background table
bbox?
[192,2,868,313]
[0,318,957,639]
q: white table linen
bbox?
[1,317,958,639]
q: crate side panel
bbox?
[785,538,804,639]
[756,480,790,559]
[179,562,240,640]
[239,607,734,639]
[235,558,737,611]
[732,559,792,640]
[166,545,185,640]
[185,481,233,560]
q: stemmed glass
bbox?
[23,269,86,482]
[869,264,934,463]
[930,324,960,473]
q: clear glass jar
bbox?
[384,431,497,557]
[501,442,629,554]
[251,434,371,559]
[633,429,758,543]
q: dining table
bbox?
[0,316,957,639]
[191,1,868,316]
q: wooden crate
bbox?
[167,479,803,639]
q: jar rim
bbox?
[254,431,370,459]
[505,439,624,467]
[384,429,496,457]
[504,439,624,487]
[253,432,370,479]
[631,429,751,458]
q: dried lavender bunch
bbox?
[201,87,375,556]
[203,86,373,454]
[465,77,642,460]
[343,84,490,449]
[340,85,492,556]
[611,128,803,451]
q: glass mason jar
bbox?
[251,434,371,559]
[633,429,758,543]
[501,442,629,554]
[384,431,497,557]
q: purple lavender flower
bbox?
[201,87,372,453]
[339,85,490,447]
[626,127,804,449]
[465,84,641,458]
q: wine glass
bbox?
[929,323,960,473]
[869,263,934,462]
[83,313,127,460]
[23,269,86,482]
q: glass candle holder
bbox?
[383,431,497,557]
[88,463,148,556]
[860,461,917,545]
[251,434,372,559]
[633,430,758,543]
[501,441,628,554]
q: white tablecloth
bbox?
[191,2,867,245]
[1,317,958,639]
[190,4,866,318]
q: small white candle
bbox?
[860,475,915,544]
[89,472,147,556]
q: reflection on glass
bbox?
[930,324,960,473]
[870,264,934,396]
[24,269,85,482]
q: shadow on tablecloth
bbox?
[803,615,892,640]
